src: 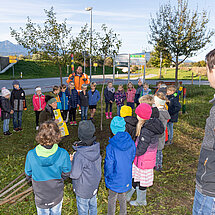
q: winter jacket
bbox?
[104,132,136,193]
[157,108,171,150]
[1,97,12,120]
[51,92,62,110]
[167,93,181,122]
[126,88,136,103]
[67,88,80,109]
[33,94,46,111]
[124,116,138,141]
[104,87,115,103]
[66,73,90,92]
[59,91,69,110]
[134,86,143,104]
[88,90,100,106]
[10,88,26,111]
[140,88,152,96]
[70,137,102,199]
[79,91,89,107]
[25,144,71,209]
[134,118,164,170]
[196,102,215,197]
[39,105,55,124]
[152,107,160,118]
[114,90,126,106]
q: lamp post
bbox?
[85,7,93,83]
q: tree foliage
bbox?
[149,0,214,83]
[10,7,74,84]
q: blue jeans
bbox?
[167,122,174,142]
[81,106,88,121]
[3,119,10,133]
[156,150,163,168]
[76,194,97,215]
[117,105,122,116]
[36,199,63,215]
[193,189,215,214]
[13,111,23,129]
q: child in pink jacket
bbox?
[126,103,164,206]
[33,87,46,130]
[126,82,136,110]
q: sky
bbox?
[0,0,214,61]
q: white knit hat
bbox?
[1,87,11,97]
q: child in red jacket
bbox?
[33,87,46,130]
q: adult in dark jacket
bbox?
[193,49,215,214]
[39,96,57,125]
[70,120,101,215]
[104,81,115,119]
[166,85,181,144]
[1,87,13,135]
[10,80,27,131]
[105,116,136,215]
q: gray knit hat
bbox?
[12,80,20,86]
[78,120,96,141]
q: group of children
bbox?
[0,80,26,135]
[22,78,181,215]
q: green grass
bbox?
[0,85,214,214]
[0,60,123,80]
[137,68,208,80]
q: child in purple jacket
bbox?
[114,85,126,116]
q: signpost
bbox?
[9,56,17,78]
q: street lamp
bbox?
[85,7,93,83]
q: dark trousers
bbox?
[35,111,41,127]
[132,179,147,191]
[106,102,113,112]
[69,108,76,121]
[61,110,68,121]
[13,111,23,129]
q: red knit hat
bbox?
[135,103,152,120]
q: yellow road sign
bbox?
[9,60,17,63]
[93,63,98,67]
[9,56,17,60]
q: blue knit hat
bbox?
[110,116,126,135]
[12,80,20,86]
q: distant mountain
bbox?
[0,40,28,56]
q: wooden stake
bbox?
[0,172,25,194]
[11,190,33,205]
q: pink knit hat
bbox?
[135,103,152,120]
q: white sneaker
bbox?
[36,126,39,131]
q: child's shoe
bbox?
[130,187,147,206]
[109,112,113,119]
[18,128,23,131]
[6,131,13,136]
[105,112,109,119]
[70,121,74,126]
[126,187,135,202]
[13,128,19,132]
[73,121,77,126]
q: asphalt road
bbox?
[0,75,209,95]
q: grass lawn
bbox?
[0,60,123,80]
[0,85,213,214]
[134,68,208,80]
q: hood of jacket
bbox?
[124,116,138,127]
[73,139,100,162]
[144,118,164,135]
[34,144,61,167]
[151,107,159,118]
[109,132,134,151]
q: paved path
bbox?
[0,75,209,95]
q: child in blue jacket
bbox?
[66,82,80,126]
[105,116,136,215]
[25,121,71,214]
[88,82,100,120]
[59,84,69,121]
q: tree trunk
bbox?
[100,60,106,131]
[58,64,63,85]
[175,56,179,86]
